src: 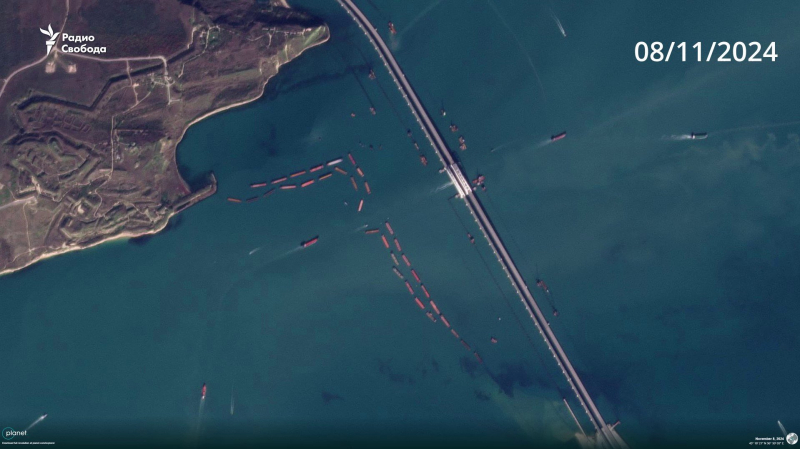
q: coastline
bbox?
[0,25,330,278]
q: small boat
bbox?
[350,177,358,191]
[420,284,430,298]
[414,297,425,309]
[290,170,306,178]
[201,383,207,400]
[449,123,458,133]
[226,197,242,203]
[271,176,288,184]
[385,221,394,235]
[318,172,333,180]
[388,22,397,34]
[364,181,371,194]
[690,132,708,140]
[420,155,428,166]
[536,278,550,294]
[309,164,324,172]
[357,199,364,212]
[327,158,344,166]
[301,236,319,248]
[250,182,267,188]
[440,107,446,117]
[490,337,498,344]
[370,107,376,116]
[368,69,376,80]
[468,233,475,244]
[429,300,441,315]
[551,131,567,142]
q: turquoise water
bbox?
[3,0,800,447]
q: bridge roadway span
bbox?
[337,1,626,448]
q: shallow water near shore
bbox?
[2,0,800,447]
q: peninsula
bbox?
[0,0,328,276]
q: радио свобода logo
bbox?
[40,24,59,55]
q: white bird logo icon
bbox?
[40,24,59,55]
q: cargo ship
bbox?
[414,297,425,309]
[319,172,333,181]
[335,167,348,175]
[290,170,306,178]
[263,188,276,197]
[440,315,451,328]
[365,228,380,234]
[402,254,411,267]
[356,167,365,177]
[350,177,358,191]
[301,236,319,248]
[429,300,441,315]
[271,176,287,184]
[301,180,315,188]
[392,266,404,280]
[420,284,430,298]
[227,197,242,203]
[551,131,567,142]
[364,181,371,194]
[348,153,357,166]
[310,164,324,173]
[250,182,267,188]
[245,196,258,203]
[390,252,400,266]
[461,340,471,350]
[451,329,460,339]
[385,221,394,235]
[474,352,483,364]
[426,311,437,322]
[280,184,296,190]
[381,235,390,248]
[411,269,421,283]
[405,281,415,295]
[358,199,364,212]
[690,132,708,140]
[327,157,344,166]
[394,238,402,251]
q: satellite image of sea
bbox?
[1,1,799,448]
